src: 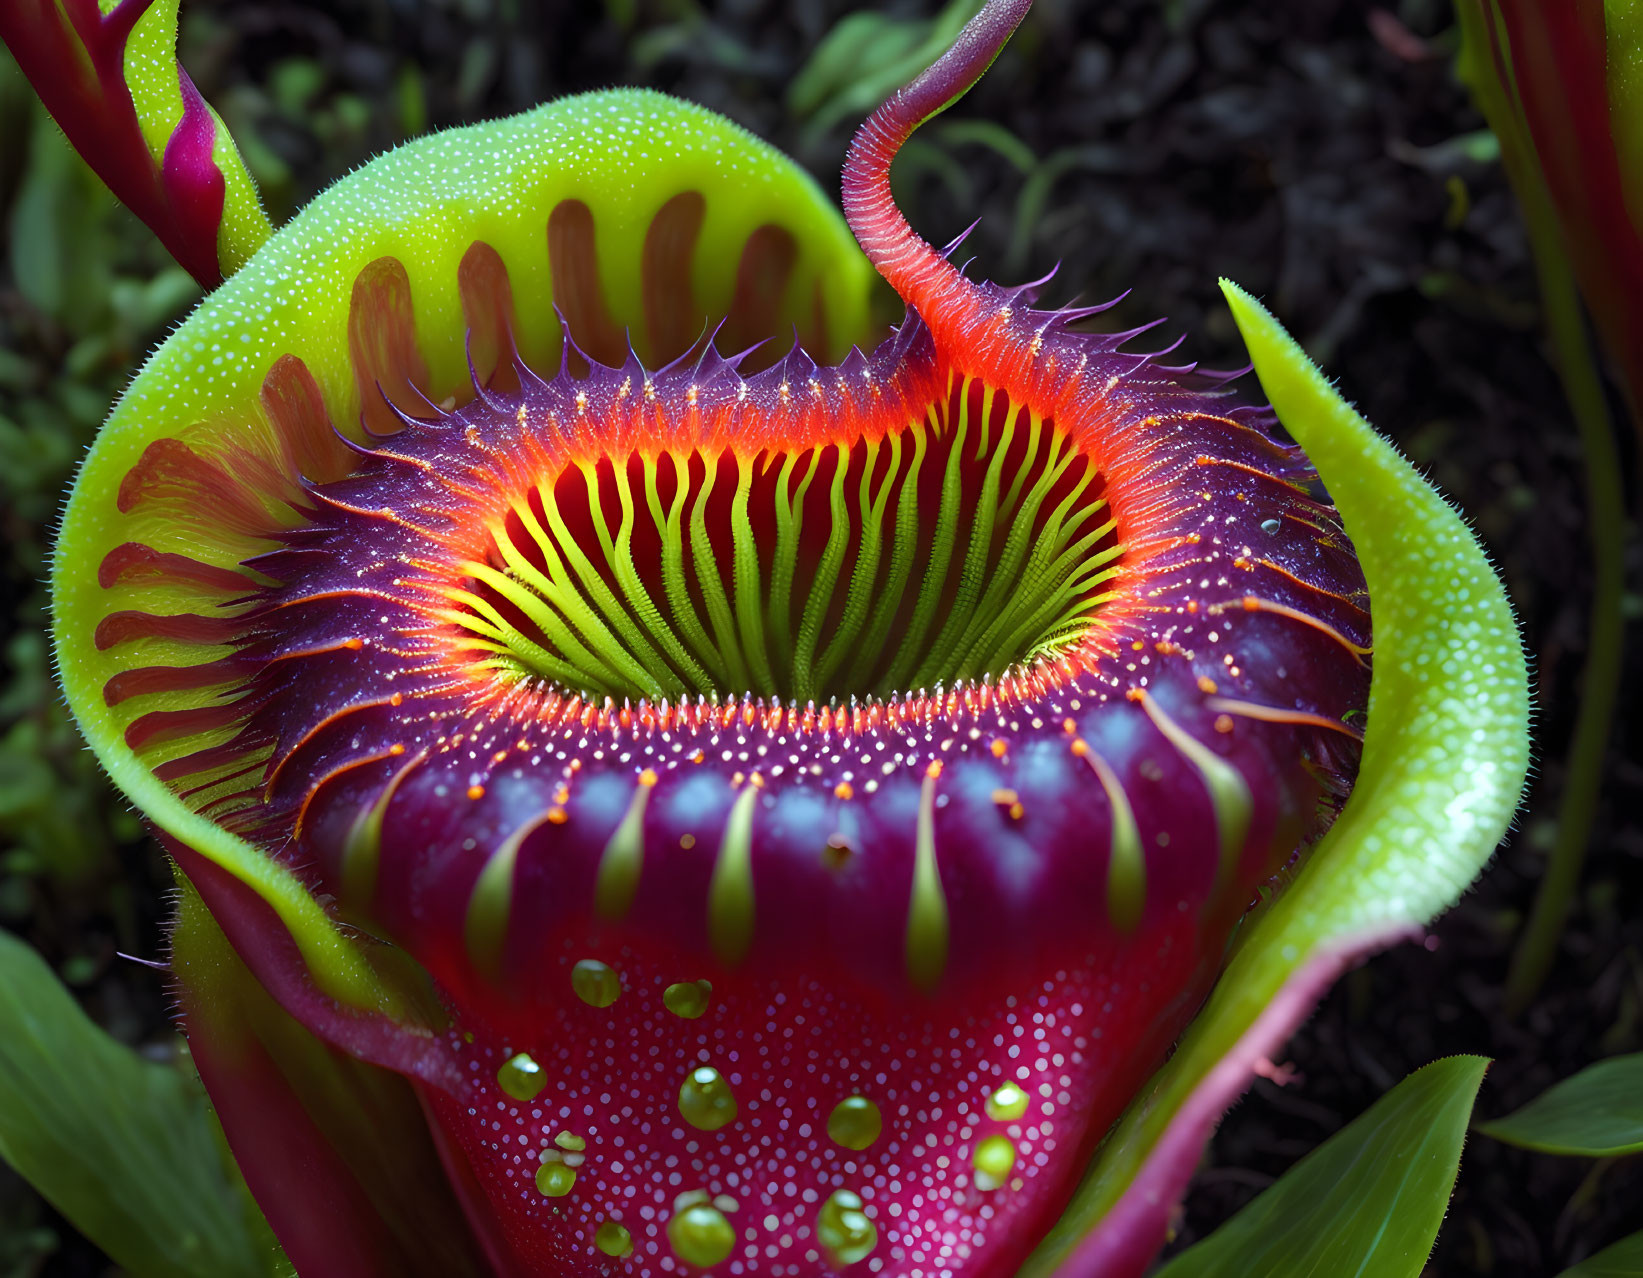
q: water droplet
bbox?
[973,1134,1017,1190]
[678,1066,738,1131]
[554,1131,586,1152]
[826,1096,882,1151]
[667,1200,736,1267]
[664,978,713,1019]
[496,1051,545,1101]
[535,1160,576,1198]
[571,959,621,1008]
[1260,517,1281,534]
[816,1189,877,1265]
[985,1081,1030,1121]
[594,1219,634,1258]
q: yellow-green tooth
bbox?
[707,783,759,966]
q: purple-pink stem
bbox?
[0,0,227,287]
[841,0,1033,314]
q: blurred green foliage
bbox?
[1476,1053,1643,1158]
[787,0,983,142]
[0,50,195,908]
[0,45,201,1272]
[1555,1230,1643,1278]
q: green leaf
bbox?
[1475,1053,1643,1156]
[0,929,279,1278]
[1155,1056,1490,1278]
[1553,1229,1643,1278]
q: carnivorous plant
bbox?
[1,1,1530,1274]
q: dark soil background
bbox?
[1,0,1639,1274]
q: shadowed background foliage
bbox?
[0,0,1637,1274]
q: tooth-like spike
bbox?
[1055,295,1128,324]
[621,334,649,381]
[937,218,982,260]
[469,330,515,413]
[512,348,551,394]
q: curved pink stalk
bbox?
[841,0,1032,316]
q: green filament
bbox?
[449,380,1120,702]
[588,460,715,692]
[815,433,899,692]
[766,450,822,689]
[882,400,970,691]
[791,442,854,702]
[686,456,752,691]
[645,453,729,688]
